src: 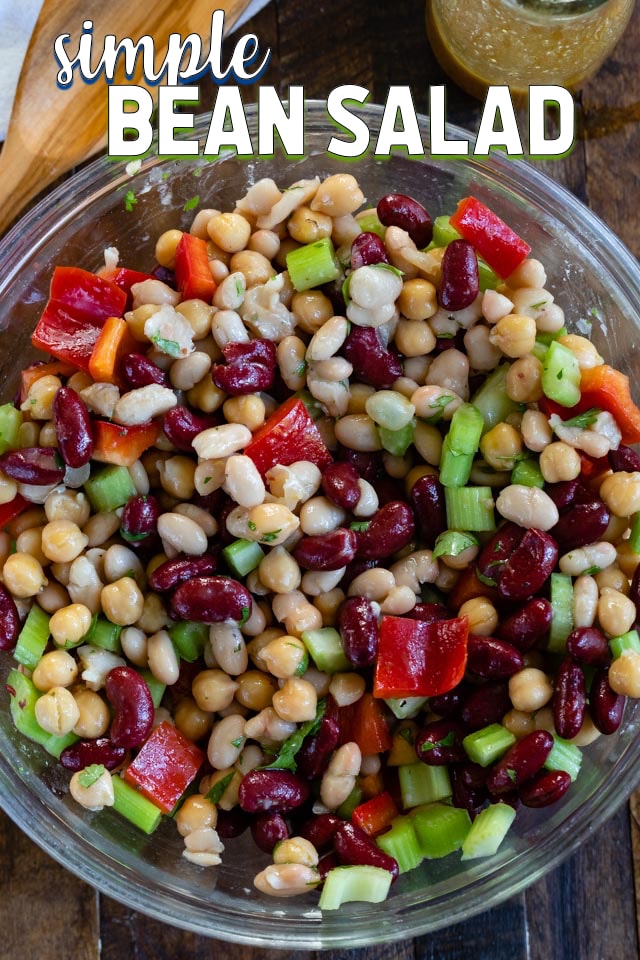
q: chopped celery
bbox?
[537,326,568,346]
[544,736,582,781]
[461,803,516,860]
[112,775,163,834]
[379,421,414,456]
[356,210,386,238]
[433,530,479,559]
[629,512,640,553]
[6,669,78,758]
[139,669,166,708]
[222,538,265,577]
[384,696,429,720]
[335,784,363,820]
[168,620,209,662]
[542,341,581,407]
[431,215,461,248]
[548,573,574,653]
[609,629,640,659]
[84,617,122,654]
[319,865,392,910]
[0,403,23,454]
[532,340,549,362]
[84,464,137,513]
[478,258,499,292]
[14,603,50,669]
[398,762,451,808]
[444,486,496,531]
[439,404,484,488]
[411,802,472,858]
[462,723,516,767]
[511,458,544,488]
[470,365,521,434]
[286,237,341,292]
[301,627,350,673]
[376,815,423,873]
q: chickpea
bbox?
[154,229,183,268]
[49,603,93,648]
[207,212,252,253]
[273,836,319,868]
[458,597,499,636]
[72,689,110,739]
[502,709,536,739]
[398,278,438,321]
[508,668,553,712]
[192,669,238,713]
[175,697,214,741]
[2,553,47,597]
[608,650,640,698]
[235,670,278,711]
[69,768,114,811]
[539,442,581,484]
[597,588,636,637]
[100,577,145,626]
[261,635,307,679]
[41,520,89,563]
[272,677,317,722]
[310,173,364,217]
[489,313,537,358]
[480,422,523,472]
[32,650,78,691]
[34,686,80,736]
[287,205,332,244]
[176,794,218,837]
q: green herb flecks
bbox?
[262,699,327,772]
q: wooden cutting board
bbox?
[0,0,252,235]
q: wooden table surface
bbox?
[2,1,640,957]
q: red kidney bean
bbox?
[551,500,610,553]
[477,522,524,584]
[460,762,489,789]
[238,769,310,813]
[520,769,572,808]
[339,558,379,590]
[293,528,357,572]
[609,444,640,472]
[299,813,341,853]
[296,697,341,781]
[150,554,218,592]
[497,598,552,652]
[461,681,511,730]
[590,668,626,734]
[467,635,524,679]
[552,657,586,740]
[121,352,169,389]
[373,475,405,506]
[545,479,581,512]
[350,231,390,269]
[318,852,339,882]
[377,193,433,248]
[120,494,160,542]
[429,681,470,719]
[59,737,127,772]
[52,387,94,468]
[342,327,403,389]
[216,807,251,838]
[163,406,221,452]
[415,719,465,765]
[409,473,447,547]
[0,446,64,485]
[212,339,277,396]
[410,602,450,625]
[355,501,415,560]
[333,821,399,880]
[450,765,488,818]
[322,461,361,510]
[0,584,20,652]
[224,339,277,367]
[336,446,382,483]
[171,576,251,623]
[486,731,554,796]
[250,812,290,854]
[337,596,379,668]
[566,627,611,667]
[497,529,558,601]
[105,666,154,749]
[439,239,479,312]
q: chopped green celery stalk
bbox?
[446,403,485,456]
[462,723,516,767]
[14,603,50,669]
[355,210,386,238]
[379,421,414,456]
[548,573,574,653]
[366,390,415,431]
[537,326,568,346]
[6,669,78,758]
[384,696,429,720]
[286,237,341,292]
[470,365,521,434]
[544,736,582,782]
[222,538,265,577]
[291,389,323,420]
[0,403,23,454]
[532,341,549,362]
[301,627,350,673]
[376,815,423,873]
[444,486,496,531]
[139,669,166,708]
[168,620,209,662]
[84,617,122,654]
[461,803,516,860]
[511,458,545,488]
[398,762,451,808]
[411,802,472,858]
[319,865,392,910]
[609,629,640,659]
[84,464,137,513]
[438,439,473,489]
[431,215,461,248]
[629,513,640,553]
[478,258,499,292]
[433,529,479,559]
[542,341,581,407]
[335,784,362,820]
[112,774,163,834]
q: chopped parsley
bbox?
[150,335,183,358]
[124,189,137,212]
[184,195,200,212]
[560,408,601,430]
[262,699,327,773]
[205,771,234,804]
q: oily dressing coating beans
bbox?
[321,461,361,510]
[0,447,65,485]
[60,737,127,771]
[439,239,480,312]
[171,575,252,623]
[0,584,20,651]
[486,731,554,796]
[238,769,310,813]
[497,598,553,652]
[377,193,433,248]
[342,327,403,389]
[149,554,218,592]
[355,501,415,560]
[590,668,626,734]
[105,666,154,749]
[552,657,587,740]
[333,820,399,880]
[293,528,357,571]
[53,387,94,468]
[337,595,379,668]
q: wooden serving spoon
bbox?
[0,0,252,235]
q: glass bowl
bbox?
[1,101,640,950]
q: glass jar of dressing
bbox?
[426,0,635,99]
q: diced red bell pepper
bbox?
[338,692,392,755]
[449,197,531,280]
[448,567,500,611]
[352,791,399,837]
[92,420,161,467]
[123,721,204,814]
[579,365,640,445]
[244,397,333,479]
[107,267,157,309]
[578,450,610,480]
[174,233,217,303]
[373,615,469,700]
[0,493,28,530]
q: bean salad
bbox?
[2,172,640,909]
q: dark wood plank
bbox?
[416,896,528,960]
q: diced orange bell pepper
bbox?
[579,364,640,445]
[88,315,138,386]
[92,420,160,467]
[339,692,392,755]
[352,791,399,836]
[20,360,77,404]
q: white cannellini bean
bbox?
[306,315,349,361]
[157,513,208,555]
[69,769,115,811]
[147,629,180,685]
[320,742,362,809]
[213,272,246,311]
[352,479,379,518]
[573,575,599,628]
[211,308,250,347]
[192,423,252,459]
[113,385,177,426]
[170,351,212,391]
[559,542,618,577]
[253,863,321,897]
[495,484,560,531]
[207,715,246,770]
[223,455,266,508]
[209,622,248,675]
[482,289,514,324]
[79,383,120,418]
